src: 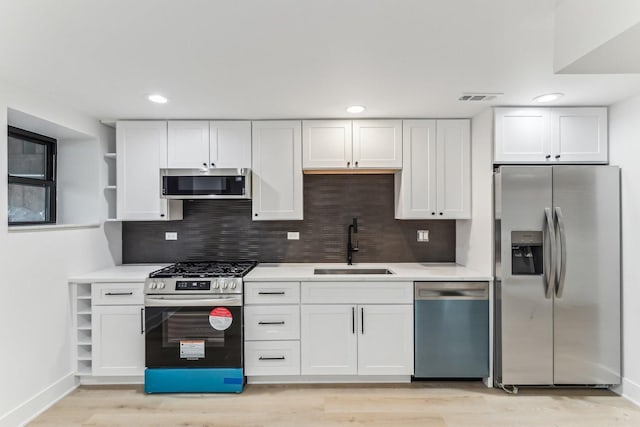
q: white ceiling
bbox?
[2,0,640,120]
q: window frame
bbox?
[8,126,57,225]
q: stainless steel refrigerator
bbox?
[494,165,620,387]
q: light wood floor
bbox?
[30,382,640,427]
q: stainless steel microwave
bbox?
[161,168,251,199]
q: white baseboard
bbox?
[619,377,640,407]
[0,373,78,427]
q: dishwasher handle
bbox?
[414,282,488,300]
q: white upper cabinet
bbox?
[494,108,551,164]
[353,120,403,168]
[550,108,607,163]
[252,121,303,220]
[210,121,252,168]
[167,121,251,169]
[302,120,352,169]
[116,121,182,221]
[494,107,607,164]
[436,120,471,218]
[302,120,402,170]
[395,119,470,219]
[167,121,210,169]
[395,120,437,218]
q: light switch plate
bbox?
[287,232,300,240]
[165,232,178,241]
[417,230,429,242]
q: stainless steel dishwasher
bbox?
[414,282,489,378]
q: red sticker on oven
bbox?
[209,307,233,331]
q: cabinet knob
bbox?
[202,162,207,167]
[545,155,551,159]
[439,212,443,216]
[347,161,350,167]
[160,214,165,217]
[431,212,435,215]
[211,162,216,167]
[355,161,359,167]
[555,155,561,159]
[254,213,258,217]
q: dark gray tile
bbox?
[123,175,455,263]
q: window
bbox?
[8,126,57,225]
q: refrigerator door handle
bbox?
[544,208,556,299]
[554,207,567,298]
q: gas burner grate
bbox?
[149,261,257,278]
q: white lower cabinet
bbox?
[300,304,413,376]
[89,282,145,378]
[244,280,414,382]
[300,305,358,375]
[244,281,301,377]
[92,304,145,376]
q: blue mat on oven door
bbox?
[144,368,244,393]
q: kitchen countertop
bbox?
[245,263,492,282]
[68,264,168,283]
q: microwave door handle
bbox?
[544,208,556,299]
[554,207,567,298]
[144,296,242,307]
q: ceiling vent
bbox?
[458,93,503,102]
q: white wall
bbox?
[554,0,640,73]
[0,80,121,426]
[456,108,493,275]
[610,94,640,406]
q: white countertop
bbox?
[68,262,492,284]
[68,264,168,283]
[245,263,492,282]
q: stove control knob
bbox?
[231,282,237,289]
[213,281,220,289]
[149,282,157,289]
[221,281,229,289]
[158,282,165,289]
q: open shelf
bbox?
[104,152,117,159]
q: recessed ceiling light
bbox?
[148,94,168,104]
[533,93,564,103]
[346,105,366,114]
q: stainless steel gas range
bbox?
[143,261,256,393]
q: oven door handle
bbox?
[144,296,242,307]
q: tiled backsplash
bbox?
[122,174,455,263]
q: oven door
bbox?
[144,295,242,369]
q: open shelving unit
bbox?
[73,283,93,376]
[104,152,117,221]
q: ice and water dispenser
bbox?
[511,231,543,275]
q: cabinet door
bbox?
[252,121,303,220]
[494,108,552,163]
[436,119,471,219]
[550,108,608,163]
[357,305,413,375]
[300,305,357,375]
[167,121,210,169]
[395,120,437,219]
[210,121,252,168]
[116,121,171,220]
[92,305,145,376]
[302,120,352,169]
[353,120,402,168]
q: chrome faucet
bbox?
[347,217,359,265]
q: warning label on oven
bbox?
[180,340,205,359]
[209,307,233,331]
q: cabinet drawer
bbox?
[300,282,413,304]
[245,305,300,341]
[245,282,300,304]
[92,282,144,305]
[244,341,300,376]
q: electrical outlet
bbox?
[165,232,178,241]
[417,230,429,242]
[287,231,300,240]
